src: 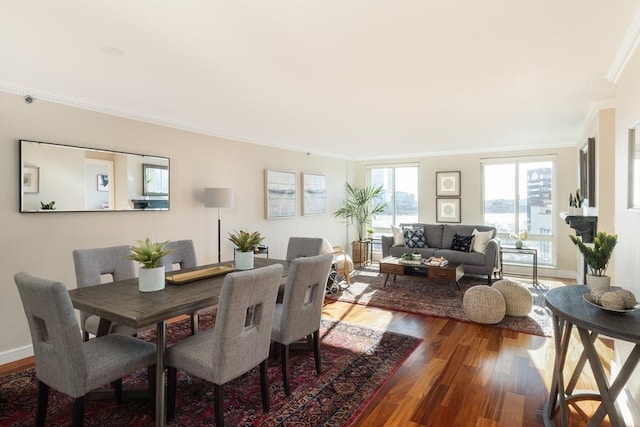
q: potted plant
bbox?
[333,183,387,262]
[228,229,264,270]
[509,230,528,249]
[569,231,617,290]
[569,189,584,215]
[127,238,172,292]
[366,228,375,239]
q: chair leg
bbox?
[214,383,224,427]
[167,367,177,422]
[113,378,123,403]
[313,330,321,374]
[148,365,157,418]
[82,330,89,342]
[281,343,291,396]
[36,380,49,427]
[190,313,198,335]
[260,359,270,413]
[71,396,85,427]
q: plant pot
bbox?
[573,207,584,216]
[351,241,365,263]
[138,266,165,292]
[586,274,611,291]
[235,250,254,270]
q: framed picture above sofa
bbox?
[436,198,461,223]
[436,171,461,197]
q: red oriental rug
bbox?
[0,313,420,426]
[326,266,553,337]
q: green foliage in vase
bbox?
[569,231,617,277]
[228,230,264,252]
[333,183,387,241]
[40,201,56,210]
[127,238,172,269]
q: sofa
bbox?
[381,223,501,284]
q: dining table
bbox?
[67,257,289,427]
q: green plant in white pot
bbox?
[228,229,264,270]
[127,238,172,292]
[569,231,617,290]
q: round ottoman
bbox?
[491,279,533,317]
[463,285,506,324]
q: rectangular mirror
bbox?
[629,122,640,210]
[20,139,170,212]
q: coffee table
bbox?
[379,256,464,292]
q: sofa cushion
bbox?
[424,224,444,248]
[403,226,426,248]
[435,249,486,266]
[390,224,405,246]
[472,228,493,254]
[451,233,473,252]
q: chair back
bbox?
[161,240,197,272]
[273,253,333,345]
[210,263,283,384]
[285,237,324,261]
[72,245,135,327]
[14,272,87,397]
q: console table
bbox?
[499,246,540,288]
[543,286,640,426]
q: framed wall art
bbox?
[23,165,39,193]
[436,198,461,223]
[436,171,461,197]
[302,173,326,216]
[97,174,109,192]
[265,169,296,219]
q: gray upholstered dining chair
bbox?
[14,272,157,427]
[165,264,283,427]
[271,253,333,396]
[285,237,324,261]
[72,245,139,340]
[160,239,203,335]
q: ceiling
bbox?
[1,1,638,160]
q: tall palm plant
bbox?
[333,183,387,241]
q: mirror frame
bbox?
[19,139,170,212]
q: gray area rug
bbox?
[326,266,554,337]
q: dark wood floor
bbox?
[1,277,615,427]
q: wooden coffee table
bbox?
[379,256,464,292]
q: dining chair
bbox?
[72,245,139,340]
[165,263,284,427]
[161,239,203,335]
[285,237,324,261]
[271,253,333,396]
[14,272,157,427]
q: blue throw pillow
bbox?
[403,227,426,249]
[451,233,473,252]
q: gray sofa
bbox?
[381,223,501,283]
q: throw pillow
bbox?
[472,229,493,254]
[451,233,473,252]
[403,226,426,248]
[390,224,405,246]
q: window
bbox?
[482,157,555,266]
[368,164,419,229]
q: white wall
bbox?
[0,92,350,363]
[612,42,640,422]
[353,146,579,278]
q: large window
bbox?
[368,164,419,229]
[482,157,555,266]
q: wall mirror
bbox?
[629,122,640,210]
[20,139,170,212]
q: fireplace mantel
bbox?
[560,213,598,243]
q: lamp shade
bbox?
[204,188,234,208]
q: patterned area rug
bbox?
[327,266,553,337]
[0,313,420,426]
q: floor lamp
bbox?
[204,188,234,263]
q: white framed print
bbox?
[23,166,39,193]
[436,198,461,223]
[302,173,326,216]
[436,171,461,197]
[265,169,296,219]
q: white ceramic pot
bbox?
[139,266,166,292]
[573,207,584,216]
[235,251,254,270]
[586,274,611,291]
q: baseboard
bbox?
[0,344,33,366]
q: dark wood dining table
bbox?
[67,258,289,427]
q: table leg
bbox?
[544,314,572,426]
[155,321,166,427]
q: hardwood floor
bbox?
[1,279,615,427]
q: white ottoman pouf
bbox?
[463,285,506,324]
[491,279,533,317]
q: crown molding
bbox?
[578,98,616,146]
[607,7,640,83]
